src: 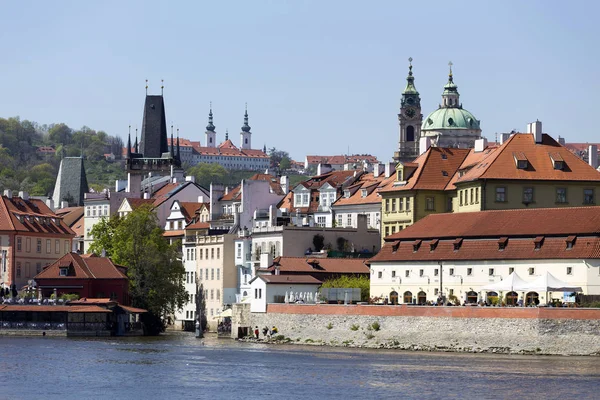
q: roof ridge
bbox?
[73,252,96,279]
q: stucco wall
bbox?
[233,303,600,355]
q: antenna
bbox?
[145,79,148,95]
[161,79,164,95]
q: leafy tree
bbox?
[188,163,227,188]
[279,156,291,170]
[48,123,73,145]
[89,206,187,334]
[313,234,325,252]
[196,280,207,336]
[321,275,370,302]
[268,147,291,170]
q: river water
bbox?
[0,332,598,399]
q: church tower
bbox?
[205,105,217,148]
[240,104,252,150]
[394,57,423,163]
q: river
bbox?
[0,332,598,399]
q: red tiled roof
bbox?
[0,305,111,313]
[456,134,600,183]
[178,202,204,221]
[266,257,370,274]
[218,139,238,149]
[306,155,379,166]
[186,220,210,230]
[370,236,600,263]
[333,174,391,207]
[220,186,241,201]
[34,253,128,280]
[120,305,148,313]
[127,198,154,209]
[71,214,84,237]
[257,274,322,284]
[167,137,195,147]
[163,229,184,237]
[0,195,74,235]
[379,148,470,193]
[385,206,600,241]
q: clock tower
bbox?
[394,58,423,163]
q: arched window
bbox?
[505,291,518,306]
[526,292,539,306]
[389,291,398,305]
[417,291,427,305]
[406,125,415,142]
[245,138,248,144]
[466,291,478,304]
[403,291,413,304]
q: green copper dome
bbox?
[422,107,480,131]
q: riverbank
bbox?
[232,303,600,356]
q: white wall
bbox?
[250,280,321,312]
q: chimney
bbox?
[3,189,12,198]
[589,145,598,169]
[143,192,150,199]
[45,198,55,211]
[557,136,566,146]
[384,162,395,178]
[499,133,511,145]
[419,136,431,155]
[18,191,29,201]
[274,265,280,276]
[528,120,542,143]
[373,164,384,178]
[260,252,273,269]
[474,138,488,152]
[317,163,332,176]
[224,186,229,195]
[280,175,289,195]
[185,175,196,183]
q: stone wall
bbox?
[232,304,600,355]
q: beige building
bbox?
[196,233,237,329]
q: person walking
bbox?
[254,326,259,339]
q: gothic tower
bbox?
[205,106,217,148]
[240,104,252,150]
[394,57,423,163]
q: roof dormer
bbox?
[549,152,565,170]
[513,152,528,169]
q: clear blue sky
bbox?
[1,0,598,162]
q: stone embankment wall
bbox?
[231,304,600,356]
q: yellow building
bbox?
[381,124,600,241]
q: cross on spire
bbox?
[145,79,148,95]
[161,79,164,95]
[408,57,413,76]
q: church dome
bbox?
[422,107,480,131]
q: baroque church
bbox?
[394,59,482,163]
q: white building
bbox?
[249,274,321,313]
[369,207,600,305]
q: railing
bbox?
[1,321,66,330]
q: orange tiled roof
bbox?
[0,305,111,313]
[306,155,379,165]
[266,256,370,274]
[127,198,154,209]
[71,214,84,237]
[333,174,391,207]
[186,220,210,230]
[178,202,204,221]
[256,274,322,284]
[163,230,185,237]
[34,253,128,280]
[456,134,600,184]
[0,195,74,235]
[385,206,600,241]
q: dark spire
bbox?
[127,125,132,159]
[176,128,181,161]
[241,103,251,132]
[206,102,216,132]
[263,144,267,153]
[134,128,139,153]
[139,94,169,158]
[402,57,419,95]
[170,125,175,158]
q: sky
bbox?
[1,0,599,163]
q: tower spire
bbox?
[402,57,419,95]
[170,124,175,158]
[225,129,229,141]
[127,125,132,159]
[176,128,180,161]
[161,79,164,96]
[135,128,139,153]
[241,103,251,132]
[448,61,454,83]
[145,79,148,95]
[206,102,216,132]
[441,61,459,108]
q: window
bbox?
[211,268,214,280]
[489,268,494,276]
[46,239,51,253]
[509,267,515,274]
[517,159,528,169]
[523,187,534,203]
[475,187,479,204]
[467,268,472,276]
[567,267,572,275]
[384,226,389,237]
[425,197,435,211]
[460,191,464,206]
[1,250,6,272]
[199,249,203,260]
[434,269,439,276]
[495,187,506,202]
[16,262,21,277]
[317,216,326,227]
[36,239,41,253]
[366,214,371,228]
[55,239,60,254]
[449,268,454,276]
[217,268,220,280]
[361,189,367,198]
[216,248,220,259]
[347,214,352,226]
[405,270,410,278]
[528,267,535,276]
[211,248,215,259]
[205,268,208,280]
[556,188,567,203]
[337,214,343,226]
[385,199,390,213]
[377,271,382,279]
[65,240,69,254]
[216,290,220,300]
[26,238,31,252]
[237,244,242,258]
[391,270,396,278]
[584,189,594,205]
[17,237,22,252]
[210,290,214,300]
[391,226,396,234]
[406,197,411,210]
[470,188,473,204]
[419,269,424,277]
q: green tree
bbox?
[321,275,370,302]
[188,163,227,188]
[268,147,291,170]
[89,206,187,334]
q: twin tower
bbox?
[394,59,482,163]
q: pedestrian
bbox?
[262,326,269,338]
[254,326,259,339]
